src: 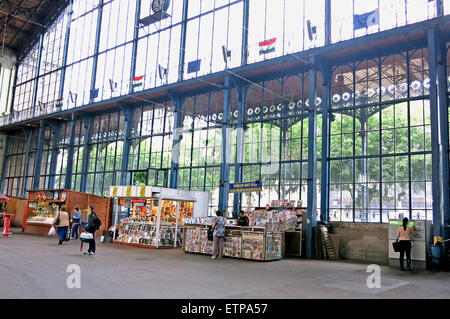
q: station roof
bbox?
[0,0,68,59]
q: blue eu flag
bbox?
[187,59,201,73]
[90,88,99,100]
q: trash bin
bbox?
[431,245,443,265]
[102,230,113,243]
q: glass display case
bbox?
[115,198,191,248]
[26,191,67,225]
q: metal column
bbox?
[48,122,62,189]
[89,0,104,104]
[31,35,44,119]
[58,0,74,100]
[325,0,332,45]
[64,113,77,189]
[320,64,331,222]
[170,96,184,189]
[218,76,232,214]
[306,59,318,259]
[20,128,33,197]
[241,0,250,66]
[178,0,189,82]
[427,27,449,240]
[129,0,142,94]
[80,116,93,193]
[119,106,134,186]
[0,136,9,194]
[233,83,247,217]
[33,120,46,190]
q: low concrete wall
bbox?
[328,222,389,264]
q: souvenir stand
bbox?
[110,186,208,249]
[23,189,112,236]
[183,205,298,261]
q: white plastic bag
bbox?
[48,226,56,236]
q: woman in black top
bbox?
[237,210,249,227]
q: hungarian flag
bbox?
[56,98,63,108]
[132,75,144,88]
[259,38,276,55]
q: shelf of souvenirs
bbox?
[115,224,183,248]
[183,225,283,261]
[118,199,193,225]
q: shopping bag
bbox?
[48,226,56,236]
[65,228,71,241]
[80,232,94,243]
[392,241,401,252]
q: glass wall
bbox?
[331,0,438,43]
[0,65,15,115]
[5,0,446,125]
[329,49,433,222]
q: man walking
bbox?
[83,206,101,255]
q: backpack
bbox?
[91,214,102,230]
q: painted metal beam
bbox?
[0,136,10,194]
[233,82,247,217]
[427,26,448,240]
[58,0,73,100]
[241,0,249,66]
[48,122,62,189]
[178,0,189,82]
[31,34,44,119]
[325,0,331,46]
[218,75,232,214]
[129,0,142,95]
[89,0,104,104]
[306,57,318,259]
[319,62,331,222]
[119,106,134,186]
[80,116,93,193]
[20,128,32,197]
[170,96,184,189]
[64,113,76,189]
[32,120,46,190]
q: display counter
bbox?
[183,224,284,261]
[110,185,208,249]
[182,208,296,261]
[24,189,112,236]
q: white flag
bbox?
[366,9,379,28]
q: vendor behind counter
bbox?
[237,210,249,227]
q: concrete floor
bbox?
[1,229,449,299]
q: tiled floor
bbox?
[1,230,449,299]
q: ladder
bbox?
[319,226,338,260]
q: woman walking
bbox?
[53,205,70,245]
[397,217,416,271]
[211,210,226,259]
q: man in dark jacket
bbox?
[84,206,101,255]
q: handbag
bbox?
[392,240,401,252]
[65,228,71,241]
[53,212,60,226]
[207,226,214,241]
